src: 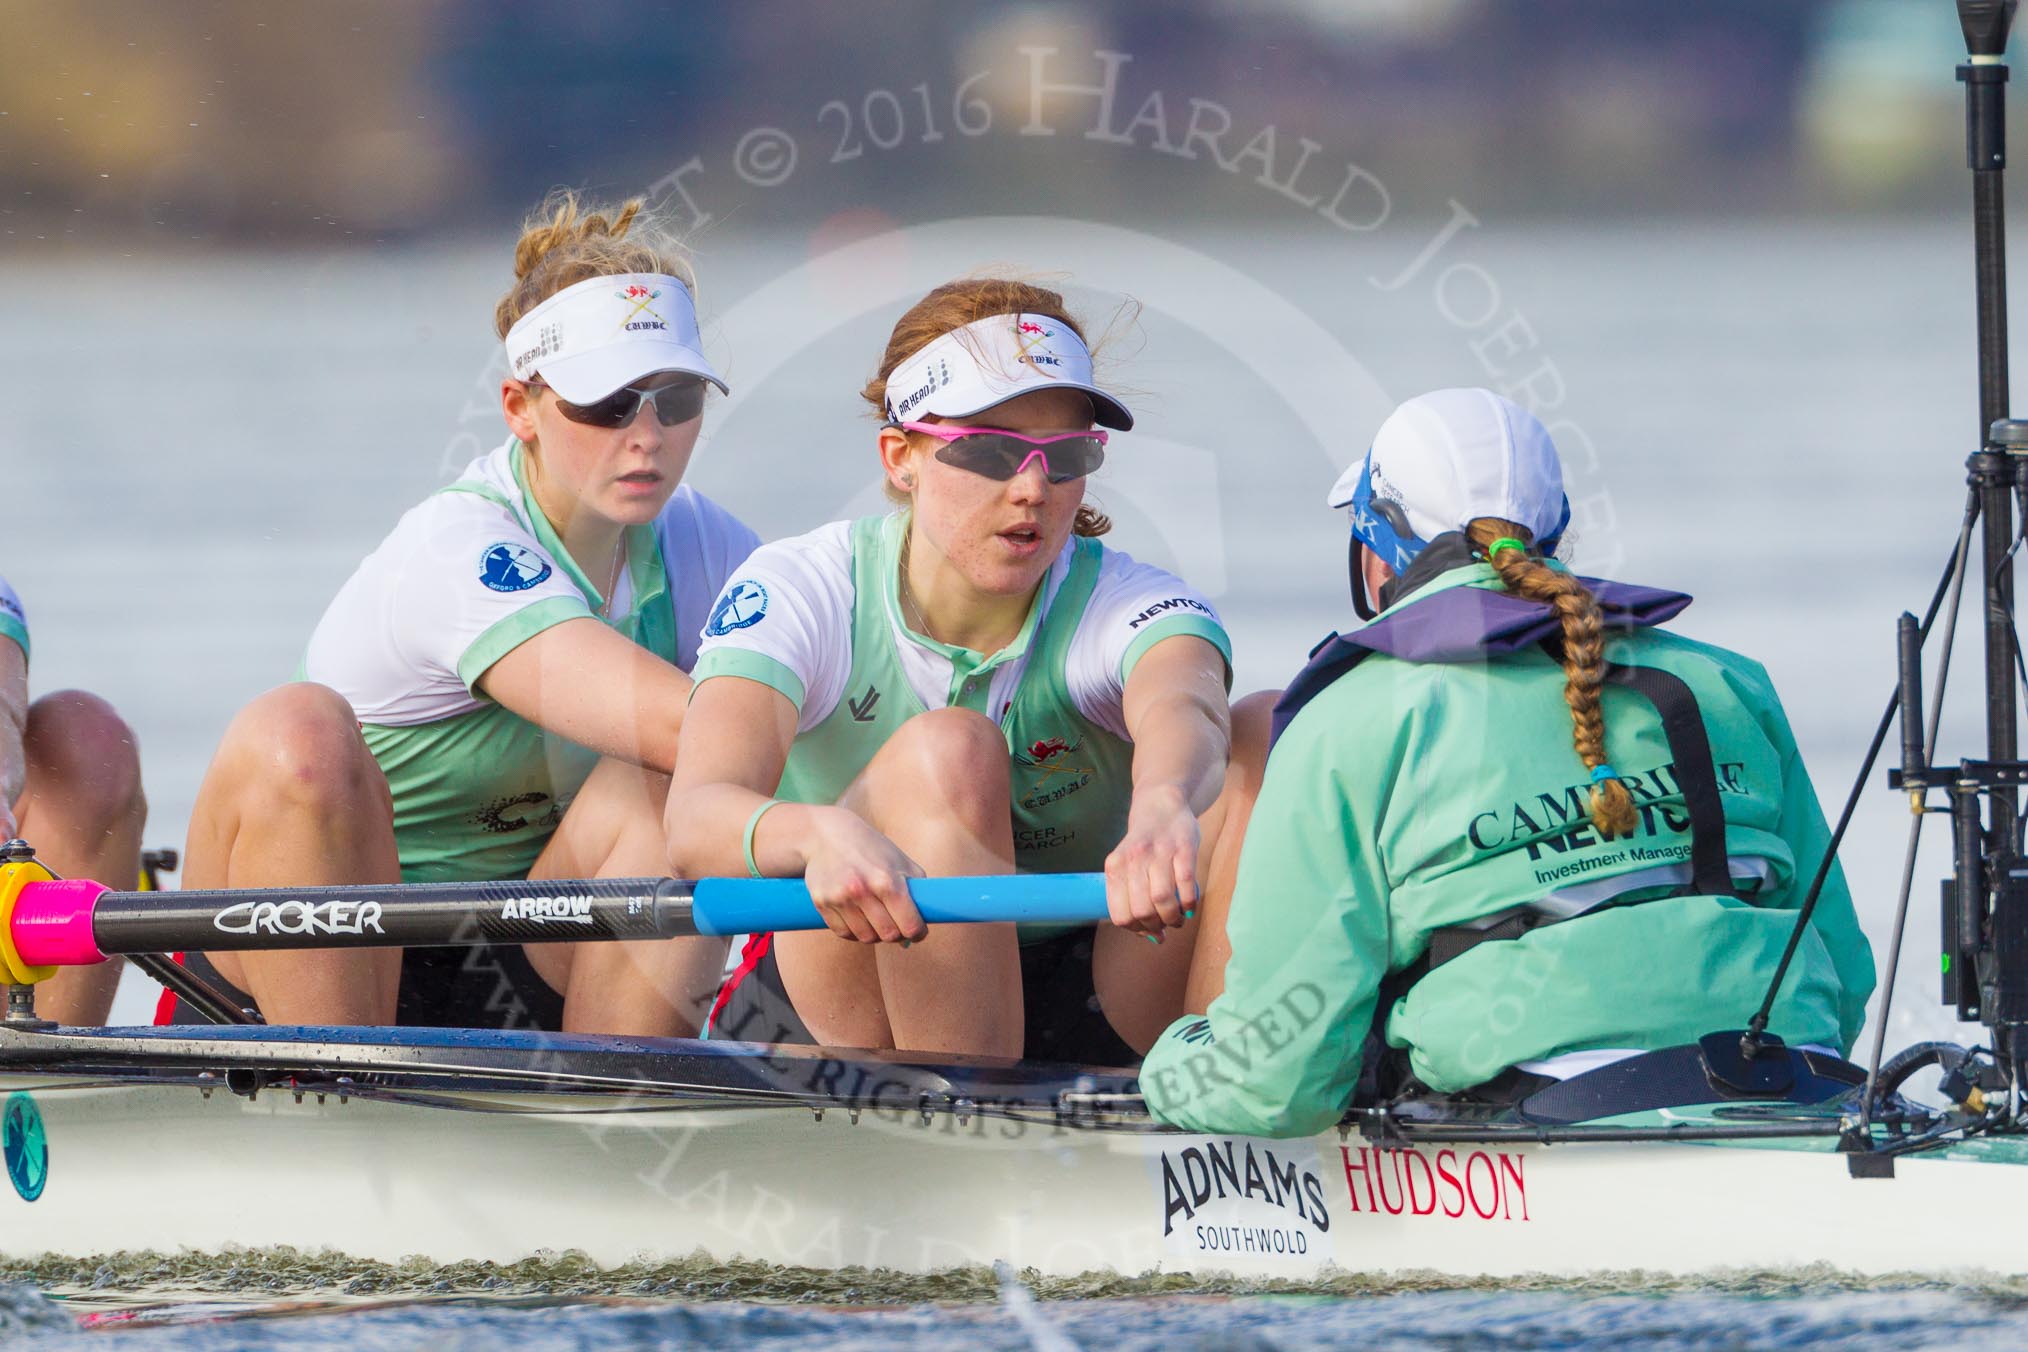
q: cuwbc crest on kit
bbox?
[1016,734,1093,809]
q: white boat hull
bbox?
[2,1073,2019,1280]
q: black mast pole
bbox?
[1962,2,2019,795]
[1955,1,2028,1081]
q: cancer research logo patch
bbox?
[706,580,769,635]
[3,1093,47,1202]
[478,542,553,593]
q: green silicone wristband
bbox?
[742,799,783,879]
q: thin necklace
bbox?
[897,532,941,643]
[600,532,626,618]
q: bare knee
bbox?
[869,708,1009,824]
[24,690,145,829]
[1225,689,1280,796]
[221,683,382,814]
[1197,689,1278,852]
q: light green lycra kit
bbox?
[696,514,1229,938]
[352,445,676,884]
[1141,560,1876,1138]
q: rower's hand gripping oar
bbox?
[0,861,1111,972]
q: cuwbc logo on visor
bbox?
[616,283,667,332]
[1014,318,1064,371]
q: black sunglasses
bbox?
[529,378,707,429]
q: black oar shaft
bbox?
[85,877,692,955]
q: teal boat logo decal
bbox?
[3,1093,48,1202]
[706,580,768,635]
[479,543,552,593]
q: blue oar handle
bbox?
[687,873,1109,937]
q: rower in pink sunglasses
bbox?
[891,421,1108,483]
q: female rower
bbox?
[667,279,1272,1062]
[1139,388,1877,1136]
[0,574,146,1025]
[180,192,756,1033]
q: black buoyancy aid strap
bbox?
[1359,661,1738,1102]
[1600,661,1736,900]
[1417,658,1739,977]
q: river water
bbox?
[0,215,2019,1342]
[8,1260,2028,1347]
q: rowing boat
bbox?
[0,866,2017,1281]
[0,1018,2018,1279]
[0,1016,2020,1279]
[6,0,2028,1289]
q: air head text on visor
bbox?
[880,312,1134,482]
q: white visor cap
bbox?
[504,272,727,404]
[1327,387,1567,546]
[881,312,1133,431]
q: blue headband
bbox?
[1346,453,1572,569]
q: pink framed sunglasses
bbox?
[895,421,1108,484]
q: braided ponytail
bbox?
[1467,518,1639,838]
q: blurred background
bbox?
[0,0,1985,241]
[1,0,2016,1035]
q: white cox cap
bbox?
[504,272,727,404]
[1328,387,1570,569]
[882,312,1134,430]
